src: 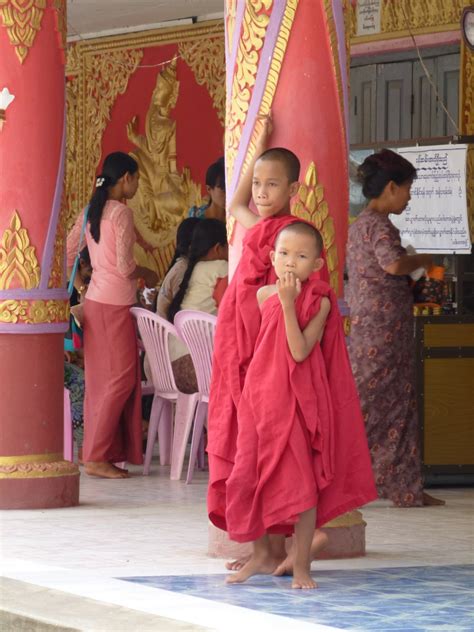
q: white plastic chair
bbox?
[174,310,217,483]
[130,307,179,475]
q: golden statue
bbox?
[127,59,201,278]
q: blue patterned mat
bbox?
[121,564,474,631]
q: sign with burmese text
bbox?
[391,145,471,254]
[356,0,381,36]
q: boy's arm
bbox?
[228,115,273,230]
[278,273,331,362]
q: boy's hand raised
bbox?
[255,112,273,151]
[277,272,301,308]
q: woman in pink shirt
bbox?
[68,152,157,478]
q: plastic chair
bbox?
[174,310,217,483]
[131,307,197,476]
[63,388,74,462]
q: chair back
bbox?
[174,310,217,398]
[130,307,178,397]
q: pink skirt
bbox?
[82,299,143,464]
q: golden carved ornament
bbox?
[226,0,273,181]
[48,194,66,288]
[349,0,466,40]
[178,38,226,127]
[227,0,298,243]
[127,59,201,279]
[292,162,339,292]
[0,211,40,290]
[0,452,78,479]
[52,0,66,55]
[0,0,46,63]
[83,49,143,203]
[322,0,346,141]
[0,298,69,324]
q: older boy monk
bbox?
[207,117,376,585]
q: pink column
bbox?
[0,1,79,508]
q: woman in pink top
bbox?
[68,152,157,479]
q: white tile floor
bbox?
[1,464,473,631]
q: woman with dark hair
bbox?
[167,219,228,393]
[68,151,158,478]
[189,156,226,221]
[346,148,443,507]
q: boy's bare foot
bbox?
[226,553,282,584]
[84,462,129,479]
[225,556,250,571]
[292,564,317,589]
[273,530,328,576]
[423,492,445,506]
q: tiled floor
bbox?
[1,464,473,631]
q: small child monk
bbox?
[207,117,377,588]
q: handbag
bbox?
[64,206,89,352]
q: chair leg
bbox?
[63,389,74,462]
[143,395,164,475]
[158,400,173,466]
[186,402,208,484]
[197,431,206,470]
[170,393,199,481]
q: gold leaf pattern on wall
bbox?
[83,49,143,205]
[0,211,40,290]
[178,38,226,127]
[0,0,46,63]
[292,162,339,292]
[0,298,69,324]
[52,0,66,53]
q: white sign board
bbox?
[391,145,471,254]
[357,0,381,36]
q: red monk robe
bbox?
[207,216,377,536]
[225,279,377,542]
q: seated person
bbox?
[189,157,226,222]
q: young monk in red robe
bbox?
[207,117,377,586]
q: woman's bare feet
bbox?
[225,556,250,571]
[84,462,129,479]
[423,492,445,506]
[274,529,328,576]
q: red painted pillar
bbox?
[0,1,79,508]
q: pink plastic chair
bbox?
[174,310,217,483]
[63,388,74,462]
[131,307,181,474]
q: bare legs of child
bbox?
[226,508,318,589]
[226,528,328,575]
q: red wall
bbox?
[100,44,224,194]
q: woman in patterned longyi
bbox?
[346,149,444,507]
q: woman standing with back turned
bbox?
[71,152,158,479]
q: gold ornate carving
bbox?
[178,38,226,126]
[127,60,201,278]
[227,1,298,242]
[83,49,143,209]
[226,0,273,180]
[48,195,66,288]
[0,0,46,63]
[0,211,40,290]
[0,452,78,479]
[323,0,346,141]
[292,162,339,292]
[460,41,474,240]
[52,0,66,56]
[0,298,69,324]
[350,0,466,41]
